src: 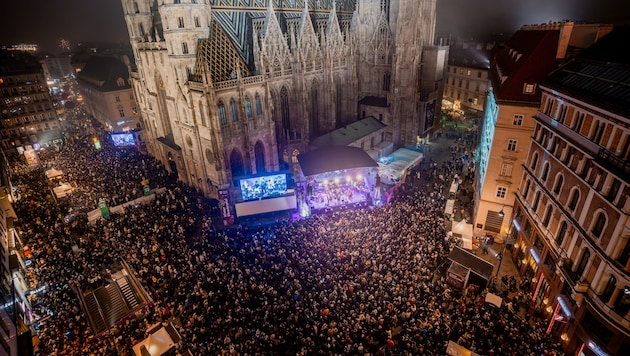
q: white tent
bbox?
[45,168,63,180]
[133,323,181,356]
[53,183,74,198]
[444,199,455,217]
[446,340,481,356]
[451,220,474,250]
[485,292,503,308]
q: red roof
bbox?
[490,30,561,102]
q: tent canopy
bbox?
[45,168,63,179]
[447,246,494,279]
[133,323,181,356]
[297,146,378,177]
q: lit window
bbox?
[496,186,507,199]
[466,70,471,76]
[507,139,517,151]
[523,83,536,94]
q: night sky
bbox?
[1,0,629,53]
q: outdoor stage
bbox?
[297,146,380,216]
[306,168,375,212]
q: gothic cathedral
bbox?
[120,0,439,198]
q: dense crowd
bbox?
[10,112,564,355]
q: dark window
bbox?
[608,178,621,201]
[230,100,238,122]
[543,206,552,227]
[576,249,590,277]
[601,275,617,302]
[383,71,391,91]
[592,212,606,239]
[532,191,540,213]
[541,163,550,181]
[255,94,263,115]
[617,238,630,266]
[568,190,579,211]
[531,153,539,171]
[556,221,568,246]
[553,175,563,194]
[218,102,227,126]
[523,180,531,199]
[245,98,252,118]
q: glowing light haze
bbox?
[0,0,628,53]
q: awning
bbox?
[133,323,182,356]
[447,246,494,280]
[297,146,378,177]
[485,292,503,308]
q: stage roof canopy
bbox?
[297,146,378,177]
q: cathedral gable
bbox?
[298,5,322,68]
[368,12,392,65]
[325,3,345,60]
[260,5,292,76]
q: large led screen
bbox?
[111,133,136,146]
[239,174,287,201]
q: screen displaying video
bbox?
[111,133,136,146]
[239,174,287,201]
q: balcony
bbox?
[596,148,630,181]
[535,112,599,157]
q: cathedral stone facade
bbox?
[120,0,439,198]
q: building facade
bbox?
[443,43,491,113]
[0,50,63,152]
[474,22,612,242]
[0,151,32,356]
[511,27,630,355]
[76,55,140,132]
[120,0,442,198]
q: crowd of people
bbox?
[9,110,565,355]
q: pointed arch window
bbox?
[230,99,239,122]
[254,141,265,173]
[280,87,291,133]
[255,94,263,115]
[218,102,227,126]
[383,71,391,91]
[245,97,252,118]
[310,84,319,136]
